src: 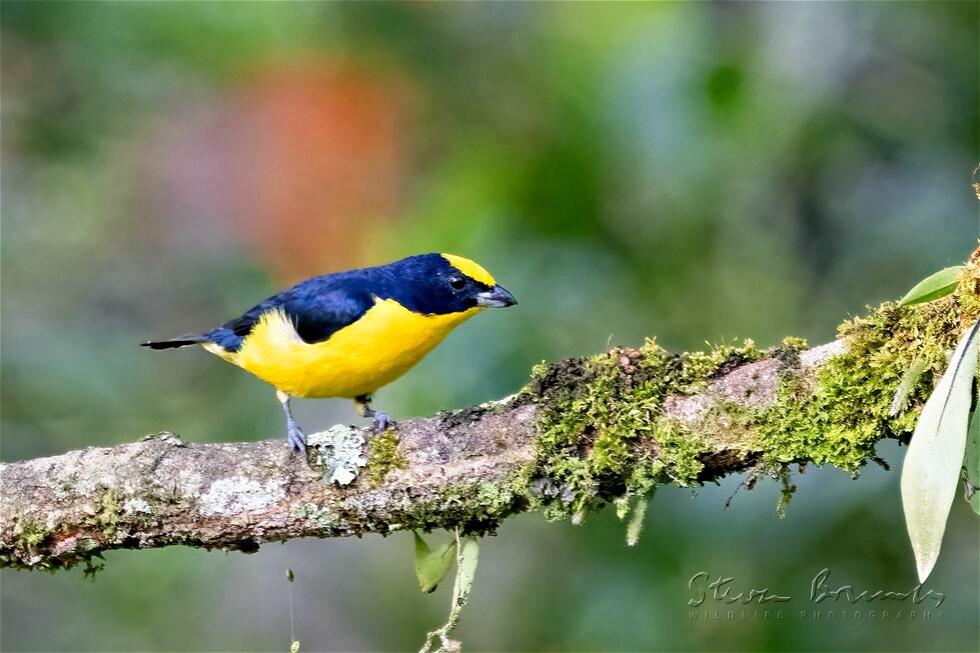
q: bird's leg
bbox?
[354,394,393,434]
[277,390,307,453]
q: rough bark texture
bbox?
[1,341,843,570]
[5,248,979,571]
[0,404,537,567]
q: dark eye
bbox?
[449,276,466,290]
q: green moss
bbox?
[675,338,763,390]
[4,516,101,574]
[365,432,408,487]
[82,557,106,580]
[8,255,974,567]
[526,338,763,522]
[87,490,121,539]
[646,419,707,485]
[954,247,980,329]
[15,518,49,551]
[775,466,797,519]
[713,400,763,443]
[781,336,808,351]
[757,298,962,472]
[523,273,975,525]
[394,477,531,536]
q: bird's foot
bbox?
[355,394,395,435]
[371,411,394,435]
[286,420,307,453]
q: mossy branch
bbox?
[2,256,978,571]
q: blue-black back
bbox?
[204,253,491,352]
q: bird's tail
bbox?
[141,334,207,350]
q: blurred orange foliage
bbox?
[148,61,412,281]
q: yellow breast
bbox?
[205,299,480,398]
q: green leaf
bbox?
[898,266,963,306]
[889,358,929,417]
[418,534,481,653]
[414,531,456,594]
[965,406,980,516]
[451,537,479,609]
[901,320,979,583]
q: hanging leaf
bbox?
[625,497,648,547]
[414,531,457,594]
[965,407,980,516]
[898,266,963,306]
[419,534,480,653]
[901,320,980,583]
[452,537,480,609]
[889,358,929,417]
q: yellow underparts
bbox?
[203,298,481,398]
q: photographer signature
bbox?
[688,568,945,608]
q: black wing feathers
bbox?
[146,254,461,353]
[282,287,373,344]
[202,277,374,352]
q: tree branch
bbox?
[2,262,976,570]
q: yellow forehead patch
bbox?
[441,253,496,286]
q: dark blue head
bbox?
[195,252,518,351]
[374,253,517,315]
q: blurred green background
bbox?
[1,1,978,651]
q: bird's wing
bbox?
[205,278,374,352]
[280,282,374,345]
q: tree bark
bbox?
[0,340,841,569]
[2,265,974,570]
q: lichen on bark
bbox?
[521,262,978,523]
[1,250,977,570]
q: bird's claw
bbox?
[371,412,394,434]
[287,420,307,453]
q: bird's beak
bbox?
[476,284,518,308]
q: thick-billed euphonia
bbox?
[143,253,517,451]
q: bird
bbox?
[142,253,517,452]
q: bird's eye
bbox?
[449,276,466,290]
